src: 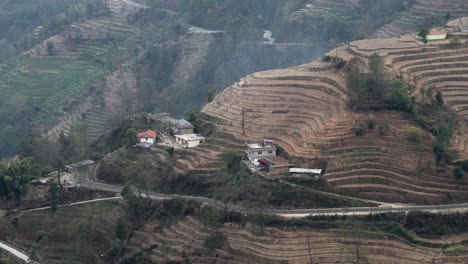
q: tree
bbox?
[435,91,444,105]
[115,218,128,242]
[408,127,423,142]
[354,121,366,136]
[367,120,375,130]
[220,151,241,171]
[49,182,59,214]
[418,29,429,44]
[0,158,38,204]
[454,166,464,180]
[123,128,138,147]
[46,41,55,55]
[378,118,390,136]
[450,36,461,48]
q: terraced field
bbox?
[0,200,124,264]
[289,0,361,25]
[200,26,468,204]
[372,0,468,38]
[125,216,468,264]
[21,11,146,143]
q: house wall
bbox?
[187,139,202,148]
[178,128,194,135]
[139,137,155,144]
[427,34,446,40]
[246,149,276,162]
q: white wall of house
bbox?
[139,137,155,144]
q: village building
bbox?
[170,119,194,135]
[427,30,447,40]
[258,156,289,172]
[138,130,158,145]
[245,139,277,164]
[175,134,206,148]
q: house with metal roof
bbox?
[170,119,194,135]
[258,156,289,172]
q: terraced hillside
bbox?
[289,0,361,25]
[0,200,124,264]
[20,8,147,143]
[372,0,468,38]
[125,215,468,264]
[201,25,468,204]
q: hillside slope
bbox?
[200,24,468,204]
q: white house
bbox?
[175,134,206,148]
[138,130,158,145]
[245,139,277,164]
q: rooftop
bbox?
[246,139,276,150]
[173,119,194,129]
[65,160,95,169]
[259,156,289,166]
[429,30,446,35]
[289,168,323,174]
[138,130,158,138]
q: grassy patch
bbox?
[443,245,465,254]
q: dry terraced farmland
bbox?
[201,29,468,204]
[125,215,468,264]
[372,0,468,38]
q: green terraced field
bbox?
[0,56,106,125]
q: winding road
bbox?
[81,179,468,217]
[0,241,33,263]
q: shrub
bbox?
[165,146,175,156]
[354,121,366,136]
[453,166,464,180]
[204,232,224,250]
[378,118,390,135]
[367,120,375,130]
[443,245,465,254]
[412,144,424,152]
[407,127,423,142]
[435,91,444,106]
[458,159,468,173]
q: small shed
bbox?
[258,156,289,172]
[289,168,323,177]
[427,31,447,40]
[138,130,158,145]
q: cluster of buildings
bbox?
[135,118,205,150]
[245,139,323,177]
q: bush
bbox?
[458,159,468,173]
[412,144,424,152]
[443,245,465,254]
[204,232,224,250]
[407,127,423,142]
[354,121,366,136]
[378,118,390,135]
[453,166,464,180]
[367,120,375,130]
[165,147,174,156]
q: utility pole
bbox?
[242,108,245,135]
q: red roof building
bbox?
[138,130,158,144]
[427,30,447,40]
